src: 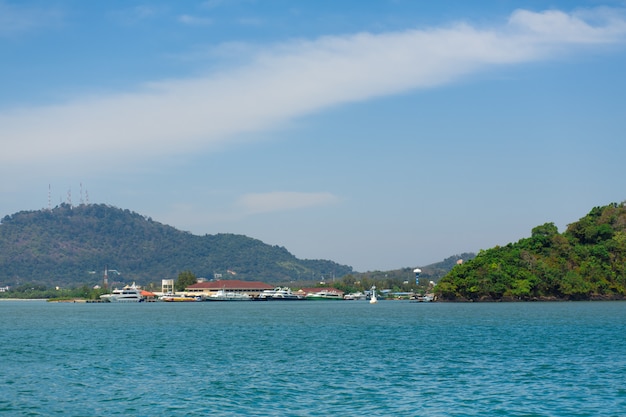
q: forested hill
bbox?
[436,202,626,301]
[0,204,352,287]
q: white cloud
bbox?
[1,8,625,170]
[237,192,339,214]
[507,8,626,44]
[108,5,167,25]
[178,14,213,26]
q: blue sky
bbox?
[1,0,625,272]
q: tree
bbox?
[175,270,197,291]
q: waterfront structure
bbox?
[161,279,174,295]
[141,289,157,301]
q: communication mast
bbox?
[103,265,108,289]
[103,267,121,289]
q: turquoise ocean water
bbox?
[1,300,625,416]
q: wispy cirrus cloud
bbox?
[237,192,340,214]
[0,0,63,36]
[507,8,626,43]
[1,8,625,170]
[178,14,213,26]
[108,5,168,25]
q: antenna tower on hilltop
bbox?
[103,266,108,289]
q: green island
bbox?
[436,202,626,301]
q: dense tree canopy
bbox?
[175,271,197,292]
[436,202,626,301]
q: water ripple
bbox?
[1,301,625,416]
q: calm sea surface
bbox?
[1,300,625,416]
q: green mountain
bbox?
[436,202,626,301]
[347,253,476,285]
[0,204,353,287]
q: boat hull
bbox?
[161,296,200,302]
[101,295,143,303]
[305,296,343,300]
[206,296,251,301]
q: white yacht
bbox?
[306,290,343,300]
[271,287,304,300]
[256,287,303,300]
[100,283,143,303]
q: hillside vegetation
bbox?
[0,204,352,287]
[338,253,476,288]
[436,202,626,301]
